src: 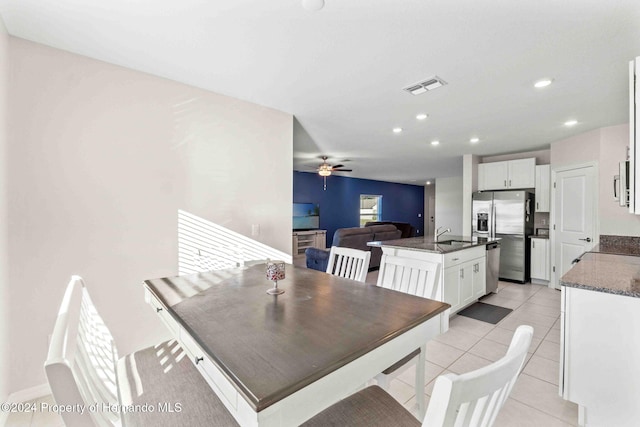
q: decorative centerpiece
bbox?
[266,261,286,295]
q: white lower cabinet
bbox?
[530,237,549,282]
[561,286,640,426]
[443,248,486,313]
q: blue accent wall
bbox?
[293,171,425,246]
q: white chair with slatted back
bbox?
[302,325,534,427]
[375,253,441,418]
[326,246,371,282]
[45,276,239,427]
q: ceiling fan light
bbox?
[318,169,331,177]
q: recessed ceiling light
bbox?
[564,120,578,126]
[470,137,480,143]
[393,127,403,133]
[416,113,428,120]
[534,79,553,88]
[431,140,440,146]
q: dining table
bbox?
[143,263,450,427]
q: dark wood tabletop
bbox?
[144,264,449,412]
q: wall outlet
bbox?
[251,224,260,236]
[542,219,546,225]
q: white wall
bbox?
[462,154,479,236]
[7,38,293,394]
[0,16,9,403]
[550,123,640,236]
[424,184,436,237]
[598,124,640,235]
[435,176,463,236]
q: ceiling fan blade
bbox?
[333,168,353,172]
[331,164,344,169]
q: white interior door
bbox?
[552,165,596,289]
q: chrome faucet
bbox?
[435,226,451,241]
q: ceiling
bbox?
[2,0,639,184]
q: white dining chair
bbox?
[302,325,534,427]
[44,276,239,427]
[326,246,371,282]
[375,254,441,416]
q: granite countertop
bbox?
[560,252,640,298]
[367,235,499,254]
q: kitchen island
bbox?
[369,236,499,322]
[559,250,640,427]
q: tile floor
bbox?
[382,279,578,426]
[5,267,576,427]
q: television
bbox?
[293,203,320,231]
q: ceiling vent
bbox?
[404,76,447,95]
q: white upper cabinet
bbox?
[535,164,550,212]
[478,158,536,191]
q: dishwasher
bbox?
[486,242,500,294]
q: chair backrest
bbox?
[376,254,440,299]
[326,246,371,282]
[45,276,120,427]
[423,325,534,427]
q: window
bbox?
[360,195,382,226]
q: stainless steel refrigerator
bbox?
[472,190,534,283]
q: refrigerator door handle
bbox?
[525,199,531,215]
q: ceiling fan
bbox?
[316,156,352,190]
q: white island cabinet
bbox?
[560,252,640,427]
[371,237,488,324]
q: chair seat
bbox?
[381,348,421,375]
[117,340,239,427]
[301,385,420,427]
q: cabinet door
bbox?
[472,259,486,298]
[530,238,548,280]
[443,267,461,313]
[535,165,550,212]
[480,162,509,190]
[459,263,475,306]
[507,158,536,189]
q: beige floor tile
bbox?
[496,285,540,301]
[424,369,453,396]
[510,374,578,425]
[552,318,561,330]
[434,327,483,351]
[396,360,445,388]
[523,355,560,386]
[468,338,510,362]
[448,352,493,375]
[545,327,562,344]
[403,393,431,421]
[535,339,560,362]
[528,294,561,308]
[518,302,561,318]
[30,396,65,427]
[484,326,542,351]
[507,310,558,327]
[536,286,562,298]
[480,293,524,310]
[494,398,574,427]
[449,315,495,337]
[497,316,552,340]
[425,340,464,368]
[387,378,417,405]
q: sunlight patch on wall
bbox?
[178,209,291,275]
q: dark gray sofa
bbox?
[305,224,401,272]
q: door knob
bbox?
[578,237,592,242]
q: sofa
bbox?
[305,224,402,272]
[364,221,415,238]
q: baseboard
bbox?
[531,278,550,285]
[6,383,50,404]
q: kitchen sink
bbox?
[436,240,472,246]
